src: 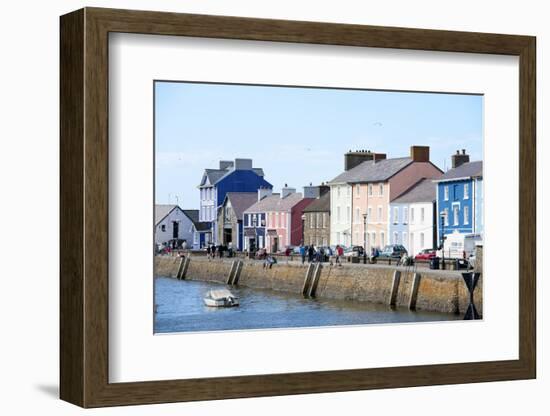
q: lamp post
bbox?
[439,211,446,270]
[363,213,368,263]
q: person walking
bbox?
[307,245,315,263]
[336,245,344,266]
[211,244,216,258]
[299,245,306,264]
[206,244,211,259]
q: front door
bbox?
[272,237,279,253]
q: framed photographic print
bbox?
[60,7,536,408]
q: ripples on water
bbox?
[154,276,460,333]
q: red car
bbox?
[414,249,436,261]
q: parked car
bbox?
[415,249,436,261]
[378,244,408,259]
[344,246,365,257]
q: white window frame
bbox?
[403,207,409,224]
[379,184,384,196]
[453,204,459,226]
[393,207,399,224]
[464,183,470,199]
[378,206,382,222]
[393,232,399,244]
[444,185,449,201]
[420,207,425,223]
[444,208,450,226]
[355,184,360,196]
[464,205,470,225]
[410,207,415,224]
[368,184,373,196]
[420,232,425,248]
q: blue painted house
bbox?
[434,152,483,258]
[198,159,272,244]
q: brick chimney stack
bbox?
[410,145,430,162]
[451,149,470,168]
[344,149,375,171]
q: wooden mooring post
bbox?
[388,270,401,306]
[408,272,422,310]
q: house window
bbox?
[393,232,399,244]
[444,208,449,226]
[393,207,399,224]
[403,232,408,248]
[453,184,459,201]
[368,184,373,196]
[380,232,385,247]
[346,206,351,222]
[378,206,382,221]
[410,207,415,224]
[371,232,376,246]
[379,184,384,196]
[464,183,470,199]
[337,186,341,197]
[347,186,351,197]
[420,207,425,223]
[356,208,361,222]
[161,224,166,232]
[368,207,372,221]
[317,213,322,229]
[444,186,449,201]
[323,213,327,228]
[453,205,459,226]
[310,214,315,228]
[464,205,470,225]
[403,207,409,223]
[420,232,425,248]
[337,207,341,222]
[355,184,360,196]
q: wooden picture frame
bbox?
[60,7,536,408]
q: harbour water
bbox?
[154,276,461,333]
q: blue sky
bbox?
[155,81,483,209]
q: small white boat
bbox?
[203,289,239,307]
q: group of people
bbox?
[206,243,234,259]
[298,244,345,266]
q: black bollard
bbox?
[462,272,481,320]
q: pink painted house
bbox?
[329,146,442,250]
[250,186,313,253]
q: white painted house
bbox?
[155,205,195,248]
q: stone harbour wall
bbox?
[154,256,482,315]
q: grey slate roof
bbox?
[328,157,413,184]
[155,204,178,225]
[182,209,211,231]
[392,178,437,204]
[303,192,330,213]
[435,161,483,182]
[244,192,304,214]
[224,192,259,219]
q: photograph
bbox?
[153,81,484,334]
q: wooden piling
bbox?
[175,257,185,279]
[308,263,323,298]
[409,272,422,310]
[302,263,314,297]
[389,270,401,306]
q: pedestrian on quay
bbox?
[307,245,315,263]
[299,245,306,264]
[211,244,216,258]
[206,244,211,259]
[335,245,343,266]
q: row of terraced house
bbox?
[155,146,483,258]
